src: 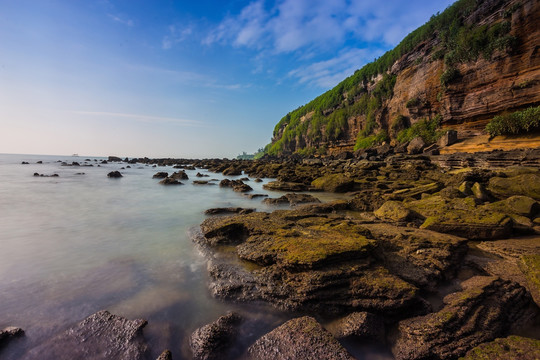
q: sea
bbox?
[0,153,392,360]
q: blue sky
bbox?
[0,0,454,158]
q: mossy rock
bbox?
[487,196,540,218]
[459,335,540,360]
[311,174,355,193]
[519,254,540,305]
[374,201,415,222]
[488,174,540,200]
[406,196,512,240]
[385,182,443,200]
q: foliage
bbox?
[354,130,389,150]
[440,67,460,87]
[406,97,421,108]
[397,115,444,144]
[485,105,540,137]
[391,115,409,132]
[266,0,520,155]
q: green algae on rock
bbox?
[311,173,355,192]
[459,335,540,360]
[488,174,540,200]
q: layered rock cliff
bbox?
[267,0,540,156]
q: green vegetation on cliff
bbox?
[485,105,540,137]
[266,0,522,155]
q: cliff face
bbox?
[269,0,540,155]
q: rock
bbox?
[223,166,242,176]
[384,182,442,200]
[461,335,540,360]
[153,172,169,178]
[159,177,183,185]
[197,210,461,315]
[24,310,148,360]
[471,182,491,202]
[458,181,474,196]
[423,143,440,155]
[263,193,321,206]
[245,193,268,199]
[189,312,242,360]
[374,201,416,222]
[488,174,540,200]
[407,137,425,155]
[328,312,385,342]
[438,130,458,147]
[405,196,513,240]
[519,254,540,306]
[21,161,29,164]
[0,326,24,346]
[311,174,355,192]
[204,208,255,215]
[254,178,263,183]
[36,160,43,164]
[391,276,537,360]
[156,350,172,360]
[107,171,123,178]
[196,172,209,177]
[246,316,354,360]
[171,171,189,180]
[193,180,212,185]
[233,183,253,192]
[263,181,308,192]
[108,156,122,162]
[487,196,540,218]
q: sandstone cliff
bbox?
[267,0,540,156]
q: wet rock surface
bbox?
[391,276,537,360]
[24,310,148,360]
[189,312,242,360]
[262,193,321,206]
[327,312,385,342]
[246,316,354,360]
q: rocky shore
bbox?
[8,150,540,359]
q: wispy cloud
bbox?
[127,64,250,90]
[107,14,134,27]
[203,0,453,87]
[71,111,205,127]
[162,25,193,50]
[288,48,384,88]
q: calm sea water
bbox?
[0,153,391,360]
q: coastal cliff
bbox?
[267,0,540,156]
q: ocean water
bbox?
[0,153,391,360]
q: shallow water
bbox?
[0,153,392,359]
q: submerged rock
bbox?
[24,310,148,360]
[391,276,537,360]
[204,207,255,215]
[159,177,183,185]
[107,171,123,178]
[246,316,354,360]
[190,312,242,360]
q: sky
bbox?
[0,0,455,158]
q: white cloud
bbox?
[288,47,384,88]
[162,25,193,49]
[107,14,134,27]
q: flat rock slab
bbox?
[246,316,354,360]
[24,310,148,360]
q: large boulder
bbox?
[197,210,466,315]
[407,137,425,155]
[190,312,242,360]
[246,316,354,360]
[391,276,537,360]
[311,174,355,193]
[488,174,540,200]
[24,310,148,360]
[374,201,416,222]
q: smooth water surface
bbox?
[0,154,391,360]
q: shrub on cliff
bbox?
[397,115,444,144]
[354,130,389,150]
[485,105,540,137]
